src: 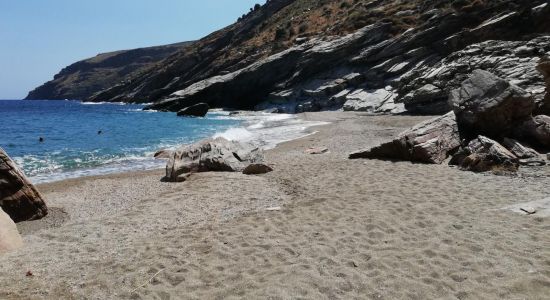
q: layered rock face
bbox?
[165,138,264,182]
[0,148,48,222]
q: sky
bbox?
[0,0,263,99]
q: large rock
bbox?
[0,207,23,254]
[0,148,47,222]
[349,112,460,164]
[449,70,534,137]
[176,103,209,117]
[452,136,519,173]
[539,53,550,113]
[165,138,264,182]
[515,115,550,147]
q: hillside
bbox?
[28,0,550,115]
[25,42,192,101]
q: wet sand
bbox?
[1,112,550,299]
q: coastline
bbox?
[2,111,550,299]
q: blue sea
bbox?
[0,100,242,183]
[0,100,325,183]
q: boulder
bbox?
[502,137,545,166]
[0,207,23,254]
[153,149,173,159]
[515,115,550,147]
[452,136,519,173]
[165,138,264,182]
[177,103,209,117]
[449,69,535,137]
[242,164,273,175]
[349,112,460,164]
[0,148,47,222]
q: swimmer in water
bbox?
[39,137,44,143]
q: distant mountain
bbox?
[27,0,550,115]
[25,42,192,101]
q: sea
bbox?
[0,100,324,183]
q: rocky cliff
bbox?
[28,0,550,115]
[25,42,192,101]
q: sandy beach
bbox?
[1,111,550,299]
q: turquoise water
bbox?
[0,100,241,182]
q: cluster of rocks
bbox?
[350,64,550,174]
[145,1,550,116]
[164,137,272,182]
[1,148,49,254]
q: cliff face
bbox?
[28,0,550,115]
[25,42,192,101]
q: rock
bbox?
[520,207,537,215]
[538,54,550,115]
[154,149,173,159]
[165,138,263,182]
[0,207,23,254]
[399,36,550,115]
[305,147,328,155]
[502,138,540,159]
[343,88,396,113]
[449,70,534,137]
[243,164,273,175]
[0,148,48,222]
[515,115,550,147]
[177,103,209,117]
[453,136,519,173]
[349,112,460,164]
[502,138,545,166]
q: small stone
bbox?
[243,164,273,175]
[305,147,328,155]
[520,207,537,215]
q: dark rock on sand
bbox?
[349,112,460,164]
[177,103,209,117]
[242,164,273,175]
[449,70,534,138]
[0,207,23,254]
[0,148,48,222]
[453,136,519,173]
[165,138,264,182]
[515,115,550,147]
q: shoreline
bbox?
[3,111,550,299]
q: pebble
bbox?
[520,207,537,215]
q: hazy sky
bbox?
[0,0,263,99]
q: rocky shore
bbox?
[1,112,549,299]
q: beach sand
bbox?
[1,112,550,299]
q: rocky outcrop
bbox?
[176,103,209,117]
[0,208,23,255]
[398,36,550,114]
[26,42,192,101]
[29,0,546,115]
[448,69,534,137]
[349,112,460,164]
[165,138,264,182]
[453,136,519,173]
[351,70,550,174]
[0,148,48,222]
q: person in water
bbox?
[98,130,102,135]
[39,137,44,143]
